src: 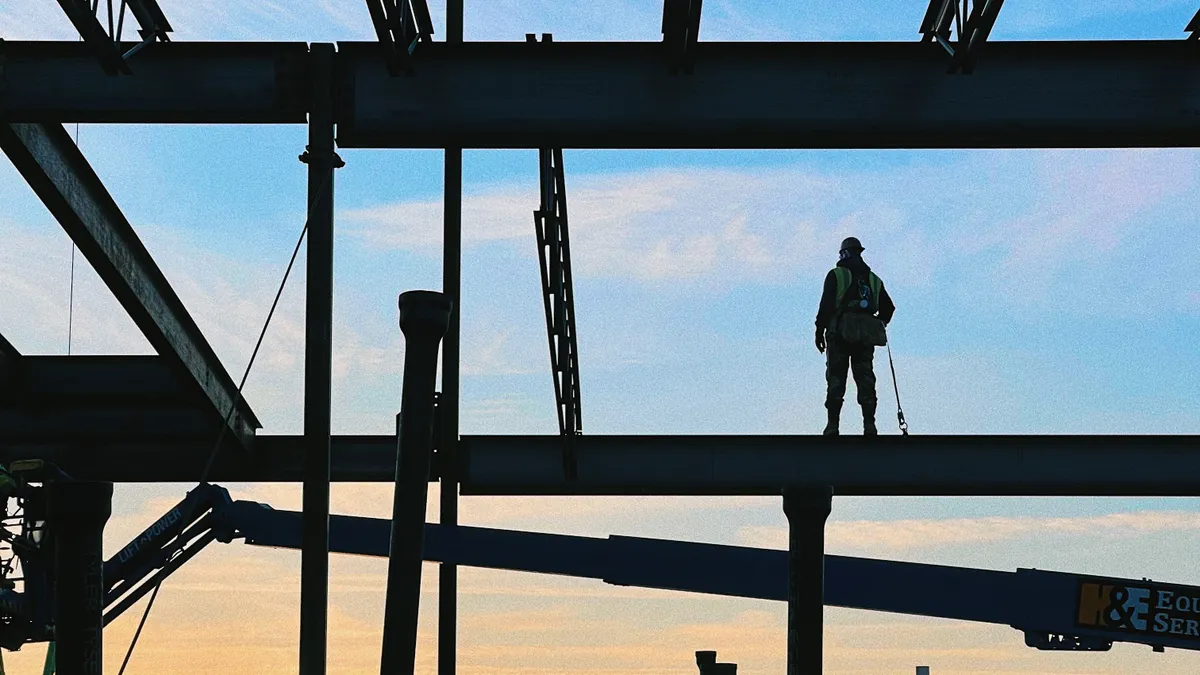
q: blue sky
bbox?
[5,1,1200,674]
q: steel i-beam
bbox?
[10,435,1200,494]
[0,41,309,123]
[0,122,260,452]
[337,40,1200,149]
[10,40,1200,149]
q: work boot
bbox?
[823,406,840,435]
[862,402,878,436]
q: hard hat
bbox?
[840,237,864,252]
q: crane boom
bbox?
[0,472,1194,658]
[224,500,1197,653]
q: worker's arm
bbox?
[877,282,896,325]
[814,270,838,329]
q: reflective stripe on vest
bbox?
[833,267,881,310]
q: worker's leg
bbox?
[850,346,878,435]
[824,335,850,435]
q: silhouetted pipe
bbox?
[48,480,112,675]
[380,290,453,675]
[783,486,833,675]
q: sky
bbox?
[4,0,1200,674]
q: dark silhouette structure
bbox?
[3,1,1200,674]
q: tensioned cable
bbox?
[115,165,335,675]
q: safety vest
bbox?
[833,267,882,313]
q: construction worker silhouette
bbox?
[815,237,895,435]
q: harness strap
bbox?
[833,268,882,310]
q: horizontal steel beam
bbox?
[4,356,197,404]
[456,435,1200,496]
[0,436,396,483]
[342,40,1200,148]
[0,123,260,451]
[0,356,226,448]
[6,40,1200,147]
[0,41,309,124]
[6,435,1200,495]
[0,408,218,442]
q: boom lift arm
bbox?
[227,501,1194,654]
[0,470,1194,657]
[0,466,237,648]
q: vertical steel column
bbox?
[48,480,112,675]
[438,155,463,673]
[300,41,340,675]
[783,486,833,675]
[381,290,453,675]
[439,5,464,675]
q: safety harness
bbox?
[833,267,882,312]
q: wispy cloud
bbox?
[0,1,79,40]
[0,216,148,356]
[738,510,1200,553]
[344,151,1200,320]
[345,166,914,286]
[0,212,547,434]
[233,481,771,530]
[463,330,539,376]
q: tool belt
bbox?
[834,311,888,347]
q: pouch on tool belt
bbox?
[837,312,888,347]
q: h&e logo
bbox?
[1078,581,1200,639]
[1078,583,1151,631]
